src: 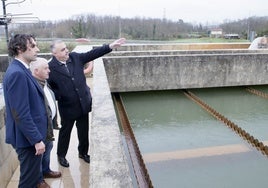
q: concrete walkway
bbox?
[7,77,93,188]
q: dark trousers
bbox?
[57,114,89,157]
[42,141,53,174]
[16,147,42,188]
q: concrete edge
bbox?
[90,57,133,188]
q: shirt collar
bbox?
[15,58,29,69]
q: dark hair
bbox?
[8,34,36,57]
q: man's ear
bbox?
[33,68,39,75]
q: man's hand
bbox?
[35,141,45,155]
[109,38,126,49]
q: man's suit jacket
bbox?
[3,59,48,148]
[48,44,112,120]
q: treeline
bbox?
[8,14,268,40]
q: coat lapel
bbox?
[50,57,72,77]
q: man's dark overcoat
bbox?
[48,45,112,120]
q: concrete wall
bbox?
[90,58,133,188]
[114,43,250,51]
[107,49,267,57]
[0,95,19,188]
[103,53,268,92]
[0,55,9,72]
[0,55,16,188]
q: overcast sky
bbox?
[2,0,268,24]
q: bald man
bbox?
[248,36,268,49]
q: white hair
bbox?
[50,39,63,53]
[30,57,49,73]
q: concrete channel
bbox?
[91,42,268,187]
[119,88,268,188]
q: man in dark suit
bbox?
[3,34,50,188]
[47,38,125,167]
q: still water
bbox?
[120,86,268,188]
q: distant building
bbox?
[209,28,223,38]
[224,34,240,39]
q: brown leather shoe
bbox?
[44,171,62,178]
[37,180,50,188]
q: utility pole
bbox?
[1,0,33,63]
[1,0,9,46]
[1,0,28,47]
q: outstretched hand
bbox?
[109,38,126,49]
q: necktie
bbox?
[64,64,70,74]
